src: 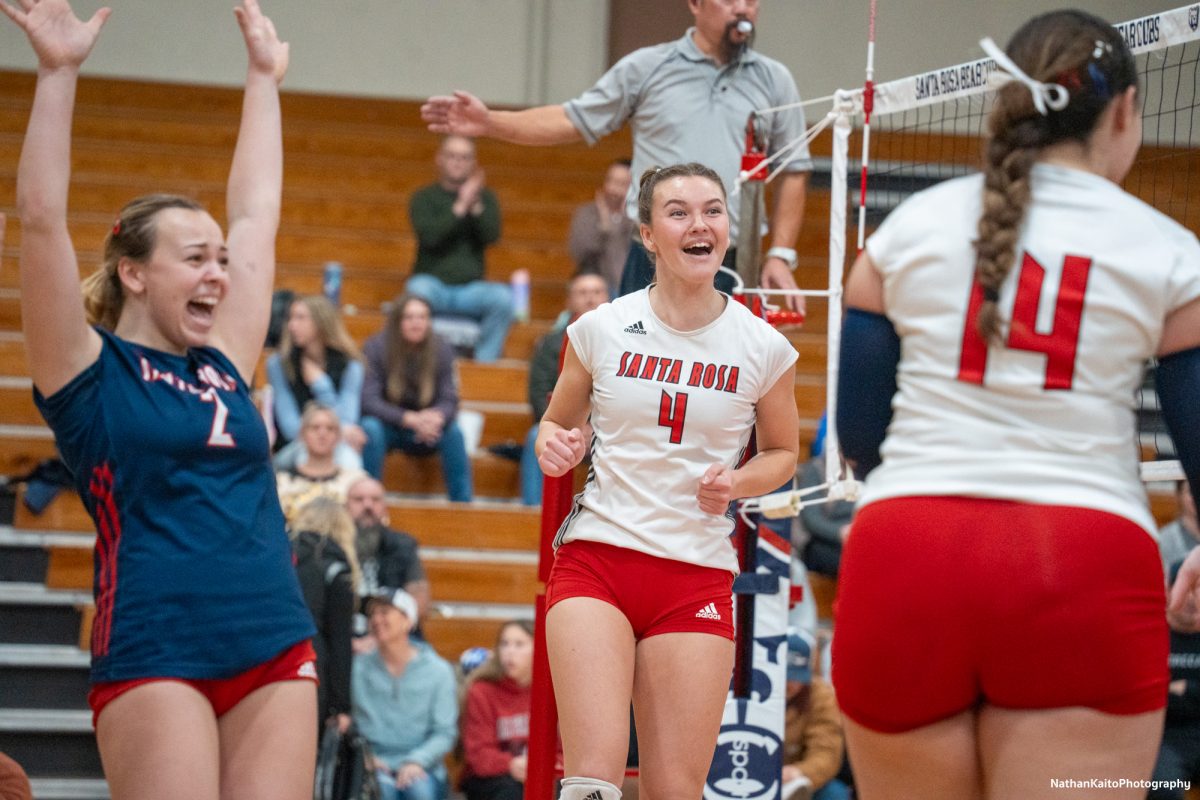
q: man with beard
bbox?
[421,0,810,311]
[346,476,430,624]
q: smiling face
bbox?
[367,601,412,643]
[639,174,729,287]
[120,207,229,352]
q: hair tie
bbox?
[111,220,122,236]
[980,37,1069,116]
[1087,62,1110,101]
[982,286,1000,302]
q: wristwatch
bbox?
[765,246,798,270]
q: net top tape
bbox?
[869,3,1200,115]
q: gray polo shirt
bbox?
[564,28,812,239]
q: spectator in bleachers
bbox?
[346,475,430,617]
[1149,563,1200,800]
[276,402,367,523]
[407,135,511,363]
[459,620,536,800]
[289,497,359,735]
[1161,481,1200,579]
[782,629,849,800]
[354,589,459,800]
[520,272,609,505]
[267,293,366,470]
[361,294,474,502]
[567,159,634,296]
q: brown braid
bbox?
[973,10,1137,342]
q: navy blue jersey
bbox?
[34,328,314,683]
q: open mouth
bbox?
[683,242,714,256]
[187,297,218,324]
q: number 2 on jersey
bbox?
[658,390,689,444]
[200,388,236,447]
[958,252,1092,390]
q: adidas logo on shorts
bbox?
[695,603,721,620]
[623,320,647,335]
[298,661,318,679]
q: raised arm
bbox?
[212,0,289,382]
[2,0,110,396]
[421,90,581,146]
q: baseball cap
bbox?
[786,628,815,684]
[364,588,418,621]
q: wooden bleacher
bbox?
[0,68,1185,669]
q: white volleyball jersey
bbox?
[556,289,797,572]
[860,163,1200,534]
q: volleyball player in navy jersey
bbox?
[2,1,318,797]
[833,10,1200,799]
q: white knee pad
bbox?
[560,776,622,800]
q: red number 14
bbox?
[957,252,1092,390]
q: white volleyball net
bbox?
[739,4,1200,518]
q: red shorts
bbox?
[88,639,317,728]
[832,497,1168,733]
[547,540,734,640]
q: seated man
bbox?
[407,135,511,363]
[567,158,633,296]
[346,475,430,617]
[1160,480,1200,578]
[353,589,459,800]
[782,630,851,800]
[520,272,608,505]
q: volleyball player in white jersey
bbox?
[536,163,798,800]
[832,10,1200,800]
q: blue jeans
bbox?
[520,424,541,506]
[375,768,445,800]
[361,415,473,502]
[406,274,514,362]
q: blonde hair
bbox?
[973,11,1135,342]
[290,496,362,590]
[83,194,206,330]
[277,294,361,384]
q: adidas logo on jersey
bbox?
[582,792,605,800]
[695,602,721,620]
[298,661,318,679]
[623,320,647,335]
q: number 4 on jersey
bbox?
[658,390,689,444]
[958,252,1092,390]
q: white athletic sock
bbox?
[560,776,622,800]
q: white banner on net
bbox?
[869,3,1200,115]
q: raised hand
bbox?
[421,90,491,137]
[0,0,110,71]
[233,0,288,84]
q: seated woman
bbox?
[361,294,473,502]
[267,294,366,470]
[277,403,367,522]
[459,620,536,800]
[289,496,360,734]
